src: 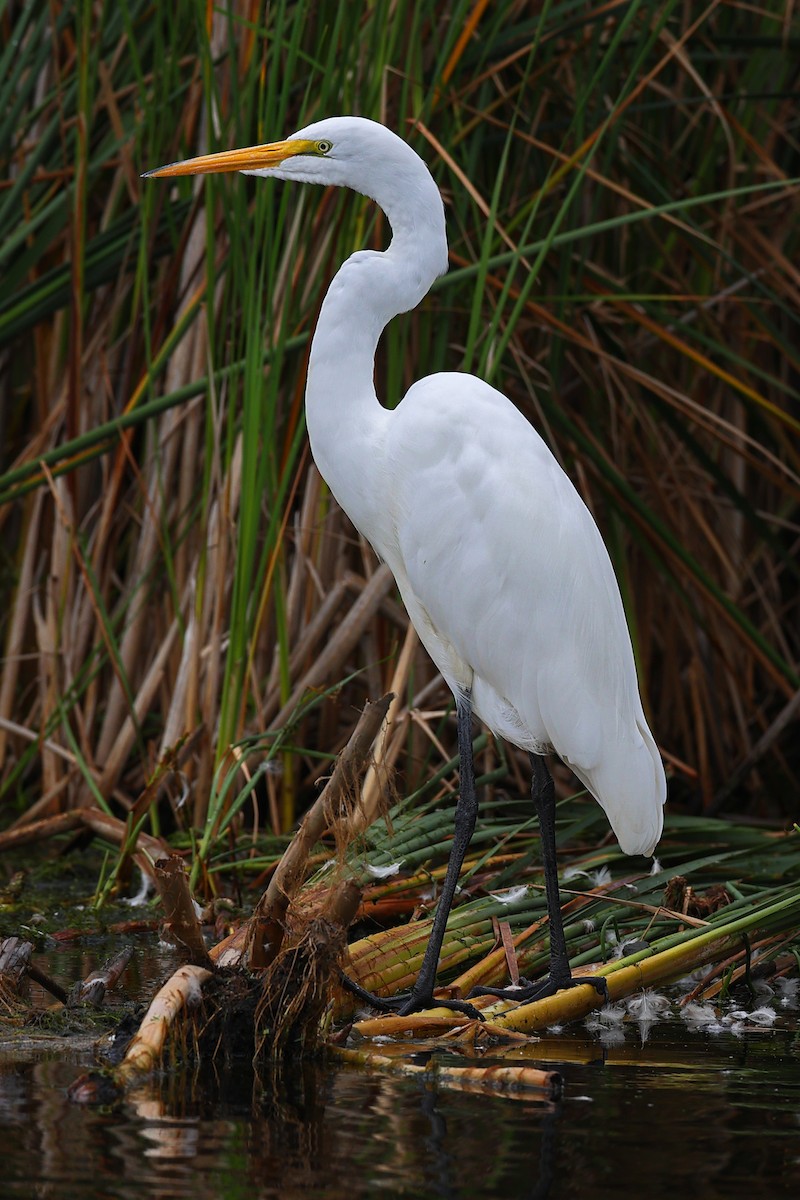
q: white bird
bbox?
[146,116,666,1017]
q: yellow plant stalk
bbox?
[484,894,800,1034]
[351,892,800,1038]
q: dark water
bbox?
[1,1018,798,1199]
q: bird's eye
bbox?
[316,140,333,154]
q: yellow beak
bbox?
[143,138,317,178]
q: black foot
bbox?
[339,970,483,1020]
[469,973,608,1004]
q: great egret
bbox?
[146,116,666,1017]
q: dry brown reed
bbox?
[1,1,798,880]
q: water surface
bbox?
[2,1017,798,1199]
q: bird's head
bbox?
[144,115,431,209]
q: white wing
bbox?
[375,371,665,856]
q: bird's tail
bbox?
[569,722,666,857]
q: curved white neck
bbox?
[304,173,447,542]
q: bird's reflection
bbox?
[417,1073,561,1200]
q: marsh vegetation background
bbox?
[1,0,798,875]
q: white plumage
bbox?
[147,115,666,1012]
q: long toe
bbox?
[468,979,555,1003]
[395,993,483,1020]
[469,973,608,1004]
[340,970,484,1020]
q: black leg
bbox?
[339,689,483,1020]
[469,754,607,1005]
[530,754,572,988]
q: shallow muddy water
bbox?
[1,992,798,1199]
